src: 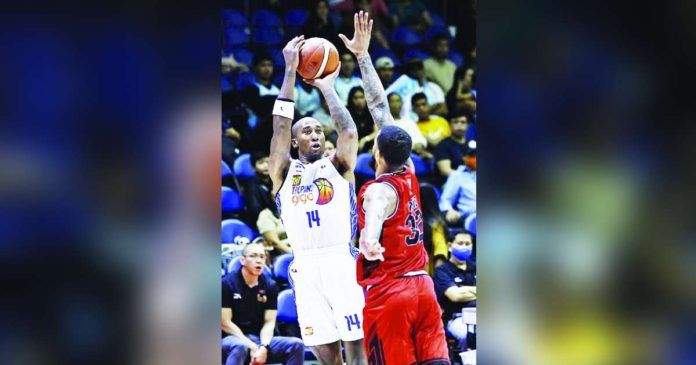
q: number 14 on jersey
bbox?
[306,210,321,228]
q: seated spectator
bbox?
[439,140,476,226]
[257,208,292,256]
[424,34,458,93]
[434,231,477,352]
[347,86,375,138]
[420,183,449,274]
[446,66,477,116]
[222,243,304,365]
[412,93,451,147]
[335,52,364,105]
[435,108,470,177]
[375,56,396,89]
[222,53,249,74]
[387,92,430,158]
[302,0,340,47]
[389,0,432,33]
[386,58,447,119]
[241,52,279,119]
[295,81,321,117]
[323,140,335,157]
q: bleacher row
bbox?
[222,7,464,92]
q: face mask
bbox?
[451,246,472,261]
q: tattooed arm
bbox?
[339,10,394,130]
[302,66,359,179]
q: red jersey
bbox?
[357,168,429,288]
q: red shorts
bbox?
[362,275,450,365]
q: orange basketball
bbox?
[297,37,340,80]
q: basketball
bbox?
[297,37,340,80]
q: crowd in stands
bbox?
[221,1,476,363]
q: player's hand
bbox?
[302,62,341,90]
[445,209,461,224]
[359,228,385,261]
[338,10,372,58]
[282,35,305,71]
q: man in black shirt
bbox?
[434,231,476,351]
[221,243,304,365]
[434,108,470,178]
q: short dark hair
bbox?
[252,51,273,66]
[411,92,427,106]
[432,34,450,44]
[447,107,469,122]
[250,151,268,166]
[377,125,412,168]
[447,229,473,242]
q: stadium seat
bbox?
[222,186,244,213]
[355,153,375,177]
[285,9,308,27]
[391,26,423,48]
[221,74,233,93]
[273,253,294,282]
[433,185,442,201]
[223,9,248,29]
[252,10,282,29]
[222,160,233,178]
[465,213,476,236]
[276,289,298,324]
[410,154,432,175]
[252,28,284,47]
[235,71,256,91]
[430,12,446,27]
[230,47,254,68]
[227,256,273,277]
[268,47,285,69]
[233,153,256,178]
[403,49,430,63]
[449,50,465,67]
[424,25,451,44]
[224,28,249,49]
[221,219,256,243]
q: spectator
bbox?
[446,66,476,115]
[434,108,470,177]
[386,58,447,119]
[334,52,364,105]
[323,140,335,157]
[387,92,430,158]
[439,140,476,226]
[295,81,321,117]
[412,92,451,147]
[222,53,249,74]
[241,52,279,119]
[434,231,477,352]
[424,34,458,93]
[375,56,395,89]
[420,184,449,274]
[345,86,376,152]
[302,0,340,47]
[389,0,432,33]
[222,243,304,365]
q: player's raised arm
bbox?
[303,66,359,176]
[269,35,305,195]
[359,183,397,261]
[339,11,394,130]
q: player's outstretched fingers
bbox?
[368,19,373,34]
[338,33,349,47]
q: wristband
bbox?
[272,98,294,119]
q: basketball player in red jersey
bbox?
[338,10,449,365]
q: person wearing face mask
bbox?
[434,231,476,353]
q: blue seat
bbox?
[224,28,249,49]
[465,213,476,236]
[235,71,256,91]
[391,26,423,47]
[410,154,432,175]
[285,9,308,27]
[276,289,298,324]
[222,186,244,213]
[424,26,451,44]
[253,28,283,47]
[252,10,282,28]
[222,160,233,178]
[433,185,442,201]
[449,50,465,67]
[403,49,430,63]
[233,153,256,178]
[273,253,294,282]
[231,47,254,68]
[223,9,248,29]
[430,12,446,27]
[268,47,285,69]
[221,74,233,92]
[355,153,375,177]
[221,219,256,243]
[227,256,273,277]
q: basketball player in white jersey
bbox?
[268,36,367,365]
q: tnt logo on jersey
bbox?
[292,175,302,186]
[313,178,334,205]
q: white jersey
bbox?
[276,157,358,252]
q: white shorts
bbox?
[289,245,365,346]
